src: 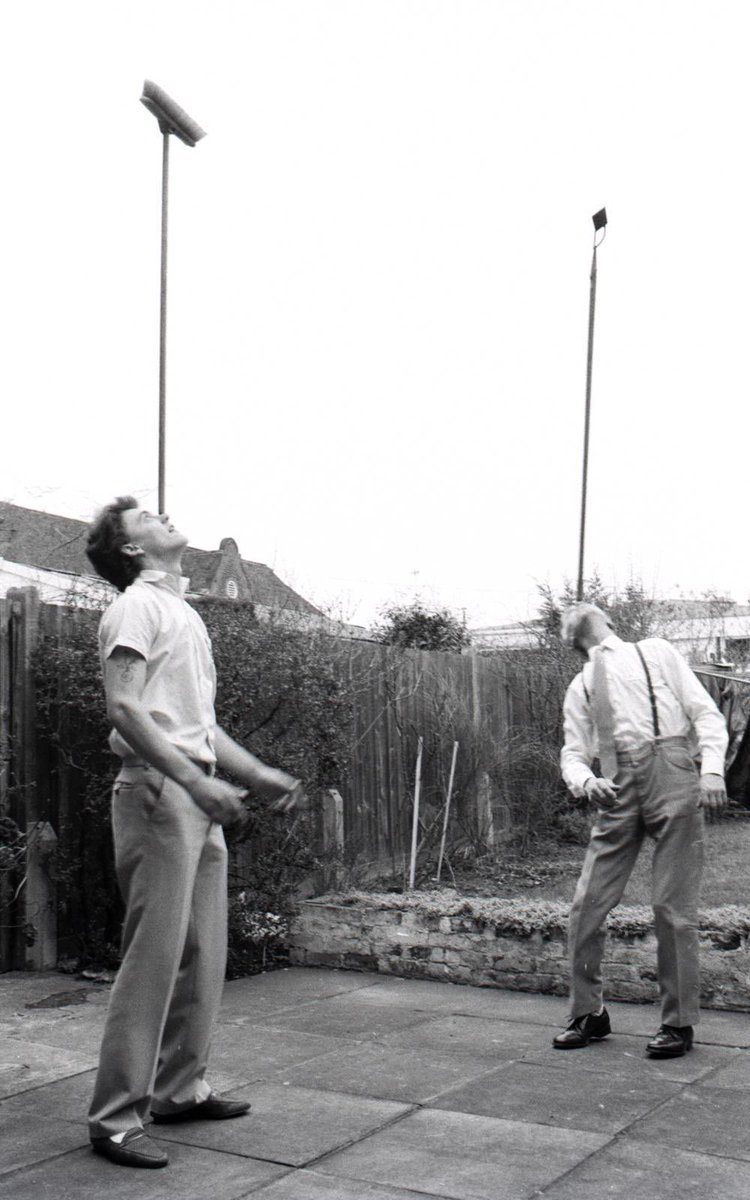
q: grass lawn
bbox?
[446,815,750,908]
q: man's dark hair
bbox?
[86,496,141,592]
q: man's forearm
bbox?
[108,699,207,792]
[214,727,297,797]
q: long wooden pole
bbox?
[158,130,170,514]
[408,737,423,890]
[576,242,598,601]
[435,740,459,883]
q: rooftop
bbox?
[0,501,319,615]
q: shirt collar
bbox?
[588,633,623,658]
[139,569,190,597]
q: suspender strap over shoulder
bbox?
[634,642,661,738]
[581,640,661,739]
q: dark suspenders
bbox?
[582,641,661,738]
[634,643,661,738]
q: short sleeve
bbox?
[99,588,159,662]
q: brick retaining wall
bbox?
[289,895,750,1011]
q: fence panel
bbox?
[326,642,536,879]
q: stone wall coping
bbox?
[303,892,750,942]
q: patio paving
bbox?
[0,965,749,1199]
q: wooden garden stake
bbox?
[436,740,459,883]
[408,737,424,889]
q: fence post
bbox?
[7,587,58,968]
[476,770,495,850]
[316,788,344,892]
[25,821,58,968]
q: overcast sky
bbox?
[3,1,749,627]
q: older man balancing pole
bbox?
[85,498,304,1169]
[554,603,728,1058]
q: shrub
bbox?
[32,601,354,971]
[33,610,122,966]
[372,599,470,652]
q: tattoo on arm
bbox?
[118,658,136,682]
[113,649,142,684]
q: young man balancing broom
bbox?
[85,498,304,1168]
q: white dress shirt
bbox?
[561,634,728,796]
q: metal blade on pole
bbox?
[408,737,424,890]
[576,207,607,601]
[435,740,459,883]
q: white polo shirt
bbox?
[99,570,217,765]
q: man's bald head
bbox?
[560,602,614,651]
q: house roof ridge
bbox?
[0,500,317,615]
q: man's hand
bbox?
[213,729,306,812]
[268,777,307,814]
[189,776,249,829]
[584,776,620,807]
[699,773,727,818]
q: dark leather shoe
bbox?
[151,1093,251,1124]
[553,1008,611,1049]
[91,1128,169,1168]
[646,1024,693,1058]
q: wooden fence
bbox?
[332,640,532,874]
[0,589,542,971]
[5,587,745,972]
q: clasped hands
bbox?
[190,770,307,829]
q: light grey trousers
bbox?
[567,736,704,1028]
[88,765,228,1140]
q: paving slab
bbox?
[209,1022,357,1087]
[3,1009,108,1053]
[249,993,438,1040]
[541,1136,750,1199]
[151,1082,413,1167]
[701,1049,750,1088]
[598,998,750,1047]
[0,1141,288,1200]
[273,1040,505,1105]
[0,1068,95,1122]
[380,1014,553,1060]
[0,1035,96,1099]
[316,1107,609,1200]
[625,1081,750,1160]
[253,1168,452,1198]
[218,968,381,1020]
[0,1112,88,1176]
[523,1029,741,1083]
[689,1008,750,1048]
[429,1058,681,1134]
[366,976,568,1023]
[0,973,99,1019]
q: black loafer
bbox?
[646,1024,693,1058]
[553,1008,611,1049]
[91,1128,169,1168]
[151,1093,251,1123]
